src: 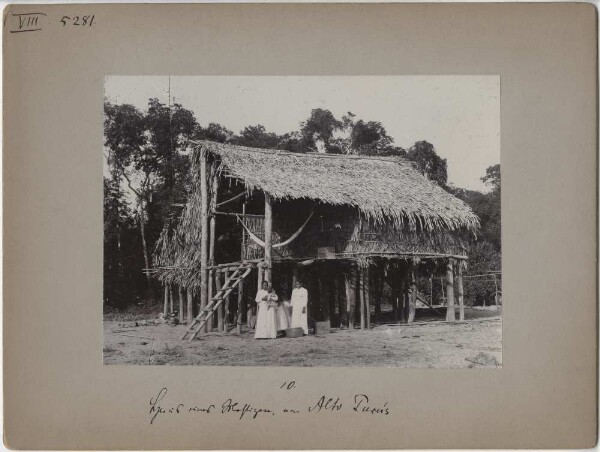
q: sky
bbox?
[105,76,500,192]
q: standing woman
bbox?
[254,281,278,339]
[291,280,309,335]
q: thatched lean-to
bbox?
[153,140,480,334]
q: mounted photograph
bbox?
[103,76,501,367]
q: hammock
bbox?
[238,210,315,249]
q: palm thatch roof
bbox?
[196,141,479,233]
[152,141,480,289]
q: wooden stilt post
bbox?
[403,272,410,322]
[408,263,417,323]
[199,148,209,333]
[292,266,299,288]
[224,269,230,332]
[264,193,273,283]
[345,264,356,329]
[365,265,371,328]
[318,270,330,323]
[186,288,193,324]
[458,261,465,321]
[178,286,184,322]
[207,168,218,332]
[169,285,174,314]
[446,259,456,321]
[359,267,366,329]
[392,270,399,323]
[163,284,169,318]
[494,273,499,306]
[237,277,244,334]
[216,270,223,332]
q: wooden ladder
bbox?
[181,262,254,341]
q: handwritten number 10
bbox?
[60,15,95,27]
[280,381,296,390]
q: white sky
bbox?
[105,76,500,192]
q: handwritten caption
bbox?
[7,11,95,34]
[149,382,390,424]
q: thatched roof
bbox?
[196,141,479,233]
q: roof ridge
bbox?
[191,140,409,164]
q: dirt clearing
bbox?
[104,307,501,368]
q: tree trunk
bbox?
[169,285,174,314]
[138,203,154,299]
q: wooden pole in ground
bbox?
[365,265,371,328]
[318,270,330,323]
[169,285,174,314]
[199,148,209,333]
[216,270,224,332]
[264,193,273,283]
[224,269,230,332]
[359,267,366,329]
[446,259,456,321]
[207,167,218,332]
[237,277,244,334]
[186,288,193,324]
[403,272,410,322]
[494,273,499,306]
[458,262,465,321]
[292,265,299,287]
[178,286,184,322]
[345,264,356,329]
[408,264,417,323]
[163,284,169,317]
[391,271,399,323]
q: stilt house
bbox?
[153,141,480,340]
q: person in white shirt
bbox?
[290,280,308,335]
[254,281,278,339]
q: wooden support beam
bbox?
[365,266,371,329]
[264,193,273,282]
[186,288,193,325]
[163,284,169,318]
[345,265,357,329]
[169,285,174,314]
[402,273,410,323]
[224,269,231,332]
[359,267,366,330]
[446,259,456,321]
[408,265,416,323]
[207,269,214,332]
[178,286,184,322]
[458,262,465,321]
[199,149,209,333]
[237,278,244,334]
[216,270,224,332]
[207,167,218,332]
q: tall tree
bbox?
[406,141,448,186]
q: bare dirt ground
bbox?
[104,307,502,368]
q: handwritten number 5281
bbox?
[60,15,95,27]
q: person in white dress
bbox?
[275,294,292,334]
[254,281,278,339]
[290,280,309,335]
